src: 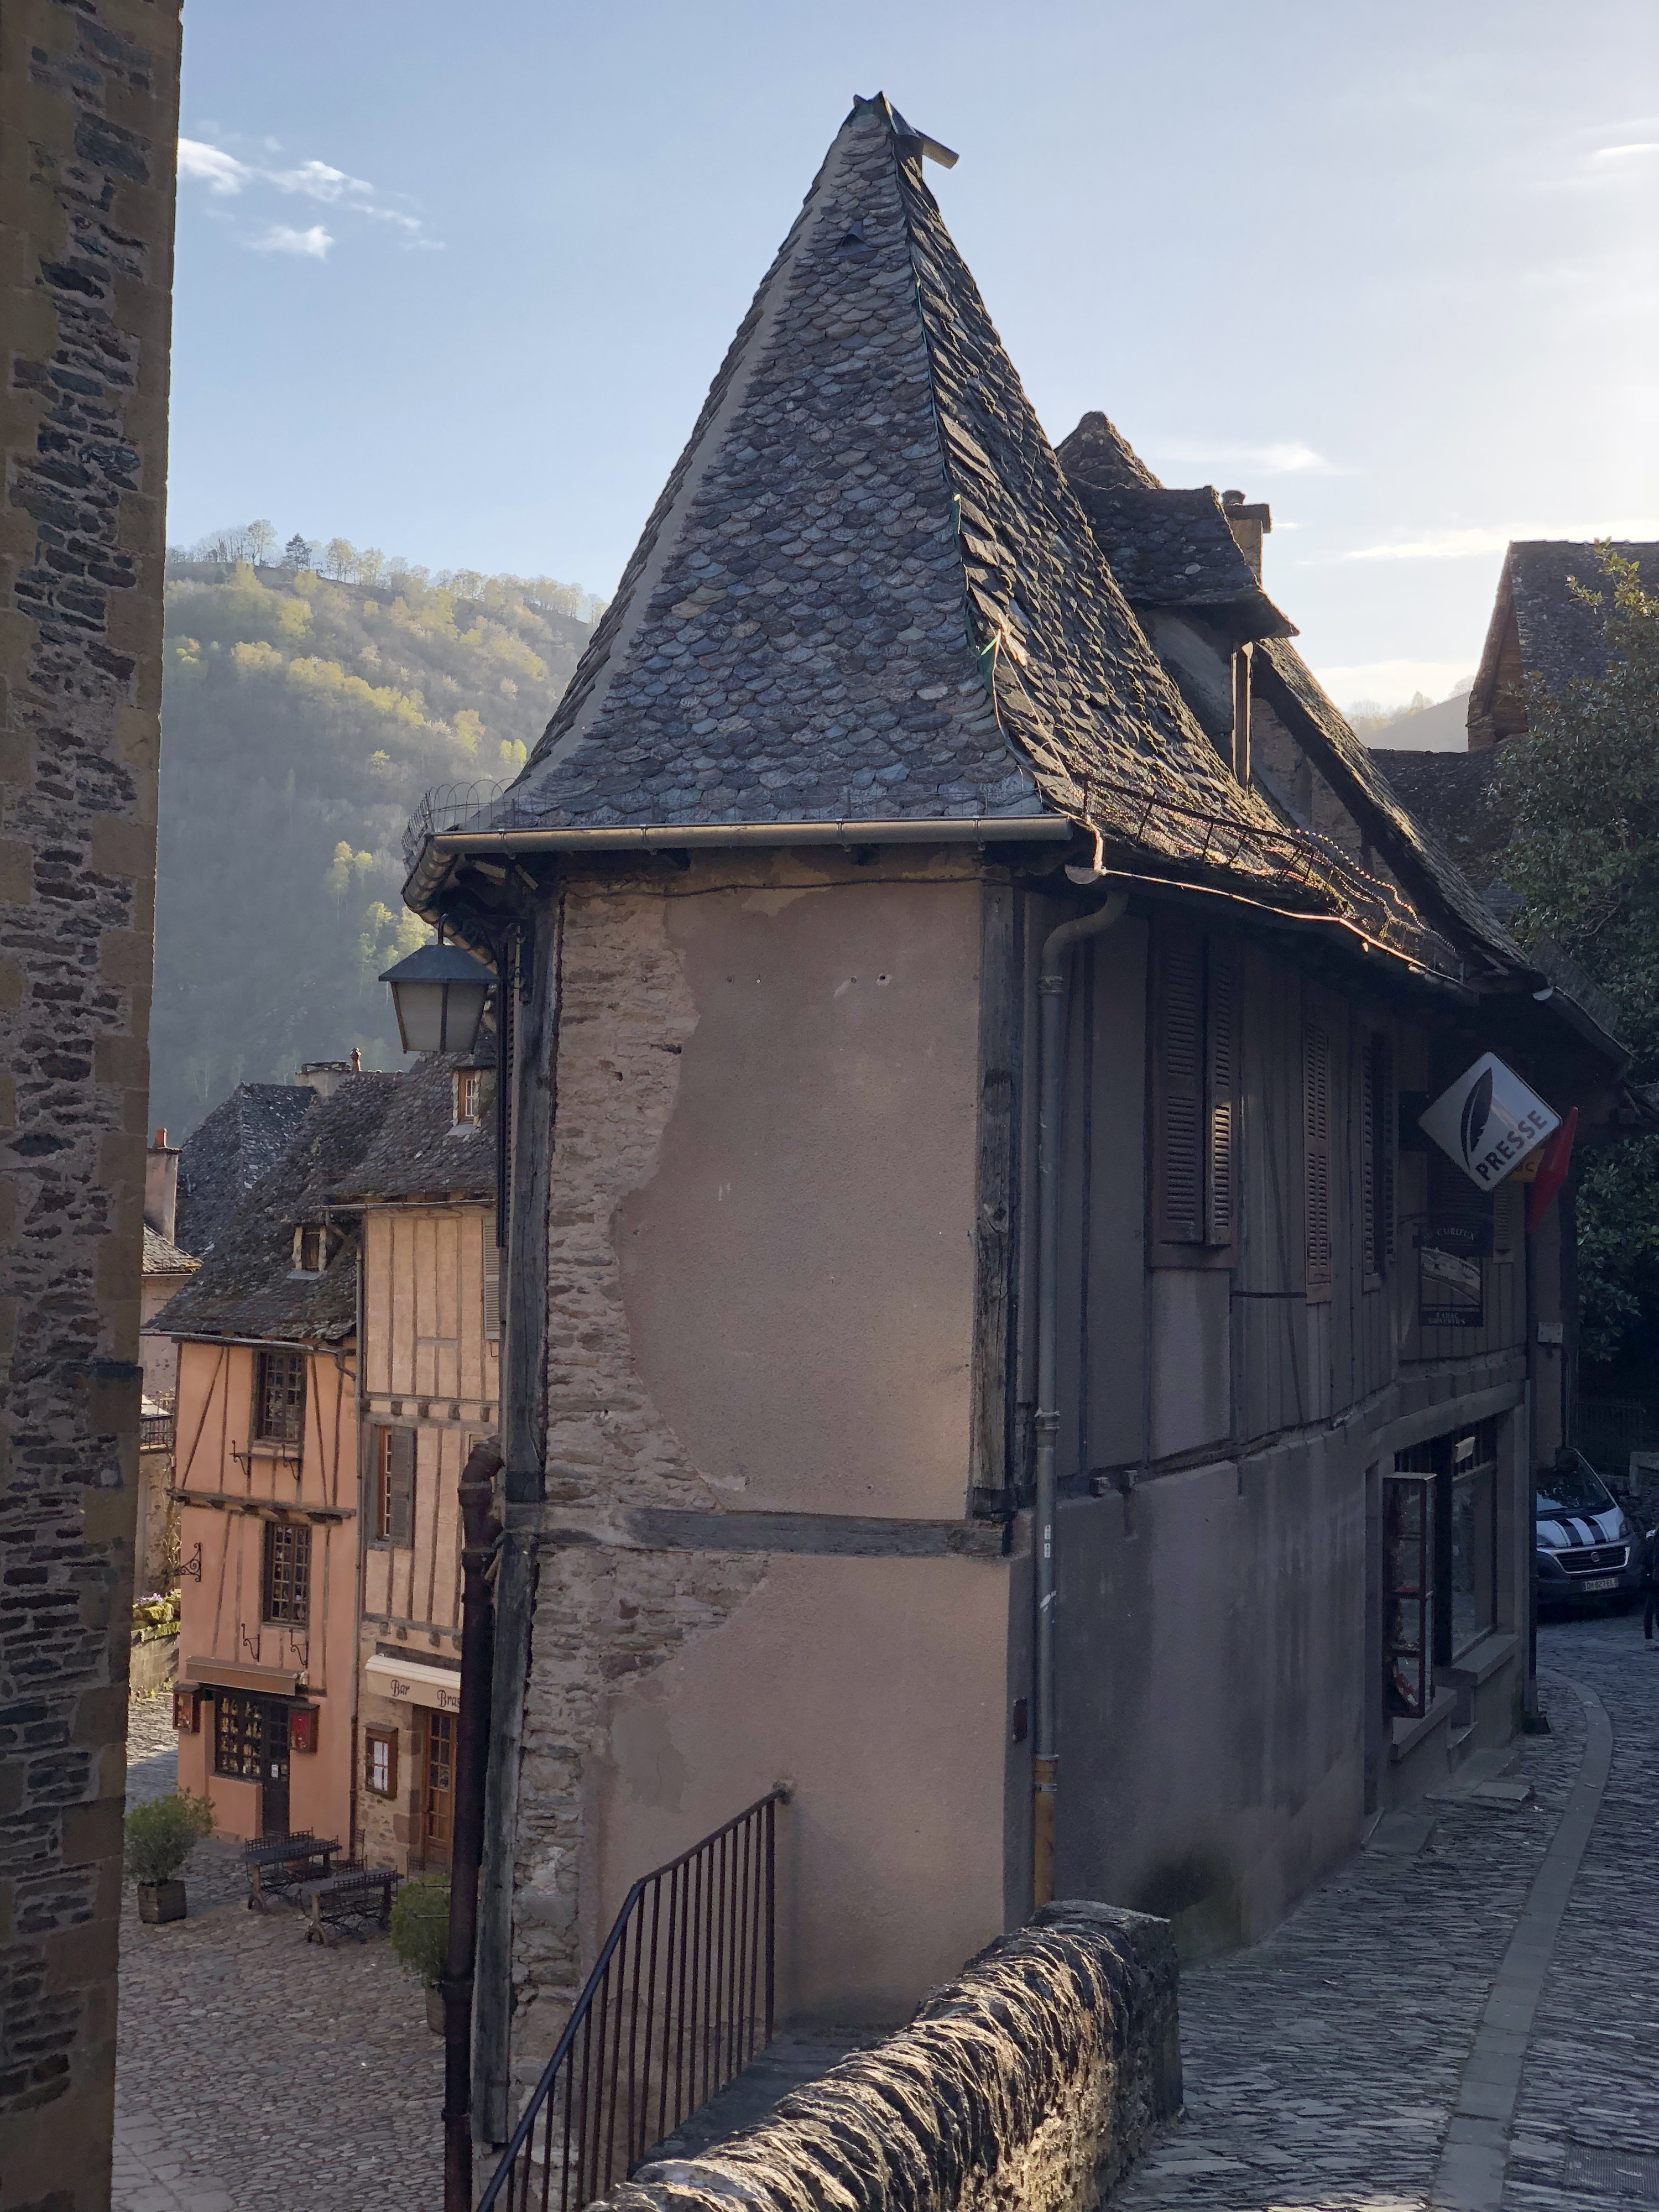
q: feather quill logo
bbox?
[1459,1066,1494,1169]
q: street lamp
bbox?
[380,942,493,1055]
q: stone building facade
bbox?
[1,7,181,2207]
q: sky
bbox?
[168,0,1659,717]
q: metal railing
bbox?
[479,1787,787,2212]
[139,1410,175,1452]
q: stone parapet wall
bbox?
[604,1902,1180,2212]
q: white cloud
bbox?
[1344,519,1659,562]
[178,137,251,195]
[175,133,435,251]
[1145,437,1344,478]
[1592,142,1659,161]
[251,223,333,260]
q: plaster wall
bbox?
[594,1551,1013,2028]
[1055,1438,1366,1956]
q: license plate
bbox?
[1579,1576,1619,1593]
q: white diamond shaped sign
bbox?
[1418,1052,1561,1191]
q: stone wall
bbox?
[0,6,181,2206]
[603,1903,1180,2212]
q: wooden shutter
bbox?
[388,1429,415,1548]
[1376,1034,1396,1266]
[1303,1014,1333,1301]
[1205,943,1237,1246]
[1154,926,1206,1244]
[1360,1037,1378,1279]
[483,1240,502,1341]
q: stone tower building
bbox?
[1,7,182,2206]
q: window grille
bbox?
[254,1350,306,1445]
[371,1428,414,1547]
[365,1725,398,1798]
[455,1068,483,1124]
[262,1519,312,1626]
[423,1709,455,1864]
[214,1689,267,1781]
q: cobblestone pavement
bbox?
[1114,1613,1650,2211]
[114,1697,443,2212]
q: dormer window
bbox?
[454,1069,484,1128]
[293,1224,335,1274]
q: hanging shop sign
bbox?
[1418,1053,1561,1193]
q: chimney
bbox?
[1222,489,1272,581]
[295,1059,358,1100]
[144,1126,179,1244]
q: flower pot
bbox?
[137,1880,187,1925]
[426,1986,446,2035]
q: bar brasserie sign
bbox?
[1418,1053,1561,1192]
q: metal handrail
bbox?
[479,1786,787,2212]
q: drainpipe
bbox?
[1032,891,1128,1908]
[443,1436,504,2212]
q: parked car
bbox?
[1536,1451,1647,1610]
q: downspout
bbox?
[1032,890,1128,1908]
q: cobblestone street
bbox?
[114,1698,442,2212]
[114,1614,1656,2210]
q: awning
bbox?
[183,1658,304,1697]
[363,1652,462,1713]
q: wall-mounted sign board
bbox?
[1418,1054,1560,1192]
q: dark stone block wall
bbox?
[0,6,181,2205]
[599,1904,1181,2212]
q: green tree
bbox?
[1496,546,1659,1366]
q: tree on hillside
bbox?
[1495,545,1659,1368]
[283,533,316,572]
[324,537,359,582]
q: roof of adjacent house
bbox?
[150,1076,402,1345]
[142,1226,199,1278]
[330,1049,497,1204]
[1367,749,1511,887]
[1470,541,1659,744]
[1053,414,1294,643]
[175,1083,317,1258]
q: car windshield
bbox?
[1536,1460,1616,1520]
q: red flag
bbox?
[1526,1107,1577,1234]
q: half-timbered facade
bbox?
[399,97,1637,2145]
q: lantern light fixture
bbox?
[380,941,493,1056]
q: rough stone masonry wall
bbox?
[513,875,765,2088]
[604,1905,1181,2212]
[0,7,181,2208]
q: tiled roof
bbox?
[150,1076,401,1345]
[330,1050,497,1204]
[1506,541,1659,697]
[496,98,1341,908]
[1367,749,1512,886]
[175,1084,316,1258]
[142,1225,198,1277]
[1053,415,1294,643]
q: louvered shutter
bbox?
[1376,1035,1396,1265]
[388,1429,415,1548]
[1303,1015,1333,1300]
[483,1240,502,1342]
[1205,944,1237,1246]
[1155,928,1206,1244]
[1360,1038,1378,1279]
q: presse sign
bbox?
[1417,1053,1561,1192]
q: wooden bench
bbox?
[301,1864,399,1945]
[242,1832,343,1910]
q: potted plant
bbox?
[124,1791,215,1924]
[389,1875,451,2032]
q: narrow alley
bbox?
[114,1613,1657,2211]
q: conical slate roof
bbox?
[507,95,1295,882]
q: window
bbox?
[292,1224,336,1274]
[1302,1010,1333,1301]
[364,1725,399,1798]
[371,1428,415,1547]
[1382,1473,1432,1719]
[215,1689,267,1781]
[422,1709,455,1867]
[1360,1032,1395,1281]
[254,1350,306,1445]
[1150,924,1237,1252]
[261,1519,312,1625]
[1447,1421,1499,1655]
[455,1068,484,1125]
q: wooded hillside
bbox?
[152,555,594,1137]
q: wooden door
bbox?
[260,1699,290,1838]
[421,1708,455,1870]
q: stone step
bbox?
[635,2025,898,2166]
